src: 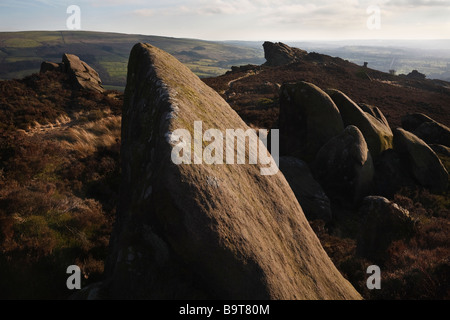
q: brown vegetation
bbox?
[0,72,121,299]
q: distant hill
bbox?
[0,31,264,90]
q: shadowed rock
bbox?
[430,144,450,157]
[314,125,374,204]
[414,121,450,147]
[401,113,435,132]
[402,113,450,147]
[373,149,416,197]
[101,43,361,300]
[394,128,448,193]
[263,41,307,66]
[40,61,61,73]
[327,89,393,157]
[279,81,344,162]
[279,156,332,222]
[357,196,416,261]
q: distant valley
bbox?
[0,31,264,90]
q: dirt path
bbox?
[225,70,259,100]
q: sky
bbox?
[0,0,449,41]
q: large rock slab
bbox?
[393,128,448,193]
[103,43,361,300]
[327,89,393,157]
[279,81,344,162]
[314,125,374,204]
[279,157,332,222]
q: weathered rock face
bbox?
[62,54,104,93]
[104,43,361,300]
[279,157,332,222]
[356,196,415,261]
[279,81,344,162]
[314,125,374,204]
[393,128,448,193]
[327,89,393,157]
[263,41,307,66]
[40,54,104,93]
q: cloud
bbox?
[133,8,154,17]
[385,0,450,7]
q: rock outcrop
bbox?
[279,81,344,162]
[327,89,393,157]
[393,128,448,193]
[314,125,374,204]
[356,196,415,261]
[102,43,361,300]
[40,54,104,93]
[279,157,332,222]
[263,41,307,66]
[62,54,104,93]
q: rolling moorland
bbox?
[0,31,264,90]
[0,35,449,299]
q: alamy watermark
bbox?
[66,5,81,30]
[366,265,381,289]
[66,265,81,290]
[168,121,279,176]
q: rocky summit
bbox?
[94,43,362,300]
[263,41,307,67]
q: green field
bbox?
[0,31,264,88]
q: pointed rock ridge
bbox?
[314,125,374,204]
[279,81,344,162]
[393,128,448,193]
[327,89,393,158]
[263,41,307,66]
[104,43,361,300]
[62,54,104,93]
[359,103,391,129]
[279,156,332,222]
